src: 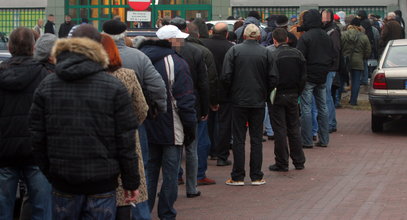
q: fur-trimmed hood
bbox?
[51,38,109,81]
[52,37,109,68]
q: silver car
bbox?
[369,39,407,132]
[0,50,10,64]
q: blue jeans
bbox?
[326,72,337,130]
[361,60,369,85]
[197,121,211,180]
[178,125,198,194]
[312,97,318,136]
[301,82,329,146]
[264,105,274,136]
[350,69,363,105]
[147,144,182,220]
[52,189,116,219]
[0,166,51,220]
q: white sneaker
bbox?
[225,178,244,186]
[251,179,266,186]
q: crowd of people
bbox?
[0,8,405,220]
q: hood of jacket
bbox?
[244,16,261,26]
[321,9,335,29]
[298,9,322,32]
[52,37,109,81]
[342,28,363,44]
[0,56,44,91]
[357,10,368,20]
[139,40,175,63]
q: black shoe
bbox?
[303,145,313,149]
[268,135,275,140]
[268,164,288,172]
[209,156,218,160]
[187,191,201,198]
[315,142,328,148]
[295,165,305,170]
[262,138,267,142]
[313,136,317,141]
[178,178,184,185]
[329,128,337,133]
[263,131,268,136]
[217,159,232,166]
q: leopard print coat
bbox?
[110,67,149,206]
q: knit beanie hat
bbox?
[34,33,58,62]
[102,19,127,35]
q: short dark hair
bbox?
[48,14,54,17]
[65,14,72,18]
[187,23,199,38]
[272,28,288,43]
[72,24,102,42]
[170,17,187,31]
[8,27,35,56]
[248,11,261,20]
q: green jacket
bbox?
[341,29,371,70]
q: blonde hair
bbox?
[243,24,260,39]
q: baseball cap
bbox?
[156,25,189,40]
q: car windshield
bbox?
[383,45,407,68]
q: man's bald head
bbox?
[213,22,228,37]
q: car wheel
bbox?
[371,114,384,132]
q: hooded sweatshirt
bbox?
[30,38,140,195]
[235,16,268,43]
[296,9,334,84]
[0,56,49,167]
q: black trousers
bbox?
[207,110,217,157]
[231,107,264,181]
[269,94,306,168]
[214,102,232,161]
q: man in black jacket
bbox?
[44,14,56,34]
[268,28,306,172]
[170,18,209,198]
[30,37,140,218]
[201,22,234,167]
[322,9,341,133]
[297,9,333,148]
[222,24,278,186]
[58,15,74,38]
[0,27,51,220]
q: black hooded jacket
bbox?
[30,38,140,195]
[0,56,49,168]
[321,9,341,71]
[297,9,334,84]
[357,11,375,53]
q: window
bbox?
[384,46,407,68]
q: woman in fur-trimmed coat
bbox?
[100,34,149,219]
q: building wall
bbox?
[47,0,65,29]
[212,0,231,20]
[0,0,47,8]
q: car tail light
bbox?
[373,73,387,89]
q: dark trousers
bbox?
[207,110,218,157]
[214,103,232,162]
[270,94,306,168]
[231,107,264,181]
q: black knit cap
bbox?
[102,19,127,35]
[350,18,361,27]
[275,15,289,27]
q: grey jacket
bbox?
[116,38,167,113]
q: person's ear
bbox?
[273,39,278,45]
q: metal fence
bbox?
[319,6,387,19]
[0,8,45,36]
[232,7,299,21]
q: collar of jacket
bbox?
[211,35,227,40]
[115,38,126,47]
[186,36,204,46]
[243,39,259,44]
[276,43,289,48]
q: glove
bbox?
[183,126,196,147]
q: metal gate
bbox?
[232,7,299,21]
[319,6,387,19]
[0,8,45,36]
